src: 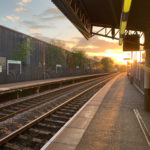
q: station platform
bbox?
[0,73,106,94]
[0,77,71,93]
[0,76,79,93]
[43,73,150,150]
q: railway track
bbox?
[0,74,116,149]
[0,74,113,123]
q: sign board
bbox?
[123,34,140,51]
[7,60,22,75]
[56,64,62,73]
[56,64,62,67]
[7,60,21,65]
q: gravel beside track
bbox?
[0,74,117,149]
[0,75,112,123]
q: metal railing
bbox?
[128,62,144,93]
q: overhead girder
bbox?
[52,0,92,39]
[52,0,150,42]
[92,26,144,46]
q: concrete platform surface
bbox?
[0,73,105,93]
[0,77,70,92]
[43,73,150,150]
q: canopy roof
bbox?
[52,0,150,39]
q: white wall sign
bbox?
[7,60,21,64]
[56,64,62,73]
[7,60,22,75]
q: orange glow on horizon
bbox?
[87,49,127,65]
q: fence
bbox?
[129,62,144,92]
[0,64,104,84]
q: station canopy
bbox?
[52,0,150,39]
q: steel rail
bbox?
[0,75,114,146]
[0,73,108,95]
[0,74,114,122]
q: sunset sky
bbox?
[0,0,127,64]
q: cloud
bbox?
[34,7,65,23]
[29,28,41,33]
[29,32,123,63]
[31,33,63,44]
[2,17,7,22]
[61,36,124,63]
[18,0,32,6]
[19,7,65,35]
[19,19,55,35]
[30,33,121,54]
[39,15,65,22]
[21,20,54,29]
[73,36,122,53]
[31,32,44,38]
[6,15,20,21]
[15,7,28,12]
[29,30,122,56]
[45,36,122,55]
[30,33,121,53]
[41,8,60,16]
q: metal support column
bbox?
[144,31,150,112]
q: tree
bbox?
[71,48,87,69]
[49,39,65,49]
[100,57,114,72]
[93,56,100,62]
[12,38,33,63]
[92,56,101,70]
[46,45,66,70]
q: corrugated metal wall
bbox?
[0,25,97,84]
[0,25,68,83]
